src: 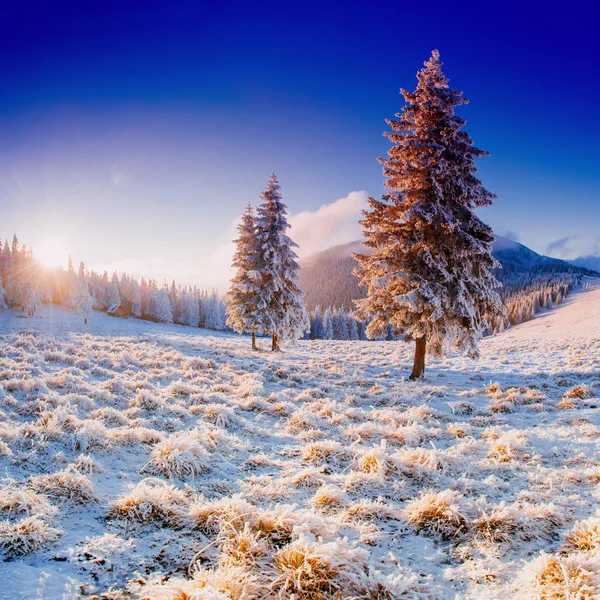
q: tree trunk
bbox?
[251,331,257,351]
[409,336,426,380]
[271,333,280,352]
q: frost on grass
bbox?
[1,290,600,598]
[404,490,473,539]
[109,478,188,526]
[29,469,97,504]
[516,552,600,599]
[144,429,213,479]
[0,515,62,558]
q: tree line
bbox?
[0,235,228,331]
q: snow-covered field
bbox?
[1,279,600,600]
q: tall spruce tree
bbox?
[254,174,308,351]
[354,50,503,379]
[227,204,262,349]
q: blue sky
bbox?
[1,0,598,288]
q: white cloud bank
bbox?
[289,191,368,257]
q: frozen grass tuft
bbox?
[271,535,369,599]
[0,515,62,557]
[404,490,473,539]
[109,478,188,526]
[29,469,97,504]
[516,551,600,599]
[564,517,600,553]
[145,429,212,479]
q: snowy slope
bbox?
[0,280,599,599]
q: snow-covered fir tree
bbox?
[226,204,262,349]
[254,173,308,350]
[131,281,142,318]
[323,307,334,340]
[205,290,225,331]
[0,275,5,309]
[184,289,200,327]
[65,255,77,308]
[74,262,94,323]
[354,50,503,379]
[311,306,324,340]
[348,316,359,340]
[109,273,121,308]
[156,289,173,324]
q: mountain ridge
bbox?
[298,236,598,311]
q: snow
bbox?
[0,278,599,599]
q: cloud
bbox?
[501,230,521,242]
[546,235,577,258]
[288,191,368,257]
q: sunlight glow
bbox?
[36,237,70,268]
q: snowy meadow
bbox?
[1,280,600,599]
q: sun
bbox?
[36,237,70,268]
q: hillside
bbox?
[0,280,600,599]
[298,236,596,311]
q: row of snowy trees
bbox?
[0,235,228,331]
[227,173,308,350]
[309,306,368,341]
[0,236,46,315]
[488,275,578,333]
[305,275,583,340]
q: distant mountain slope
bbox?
[571,255,600,273]
[299,236,597,311]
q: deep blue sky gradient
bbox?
[1,0,599,284]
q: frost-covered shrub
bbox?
[564,517,600,553]
[219,522,270,569]
[72,419,108,451]
[404,490,473,539]
[30,469,97,504]
[355,441,395,476]
[145,430,212,479]
[271,536,369,599]
[516,552,600,599]
[394,446,464,478]
[71,454,104,474]
[486,430,529,463]
[563,384,593,400]
[310,485,347,510]
[139,564,260,600]
[197,403,236,428]
[473,503,525,545]
[0,515,62,557]
[301,440,349,467]
[109,478,188,526]
[0,440,12,457]
[342,499,401,523]
[0,485,57,519]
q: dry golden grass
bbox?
[109,479,188,526]
[29,469,97,505]
[271,537,368,600]
[517,552,600,599]
[0,515,62,557]
[564,518,600,553]
[404,489,472,539]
